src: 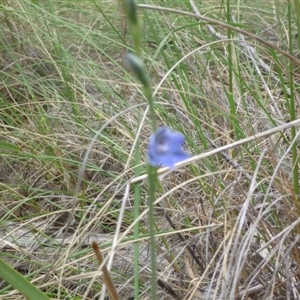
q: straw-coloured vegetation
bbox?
[1,0,300,299]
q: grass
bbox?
[1,0,300,299]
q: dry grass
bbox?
[1,0,300,299]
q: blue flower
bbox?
[147,126,190,167]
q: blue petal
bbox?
[147,126,190,167]
[168,134,186,153]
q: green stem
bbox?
[288,3,299,200]
[147,164,158,300]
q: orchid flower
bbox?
[147,126,190,167]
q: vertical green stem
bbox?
[147,165,158,300]
[133,126,141,299]
[225,0,238,139]
[121,1,158,297]
[288,2,299,199]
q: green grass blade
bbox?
[0,258,50,300]
[288,2,299,200]
[133,128,141,300]
[0,141,20,151]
